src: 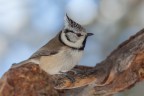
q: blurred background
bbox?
[0,0,144,95]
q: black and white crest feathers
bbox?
[64,14,85,32]
[59,14,91,50]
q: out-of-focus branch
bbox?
[0,29,144,96]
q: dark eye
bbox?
[76,33,82,37]
[65,29,74,33]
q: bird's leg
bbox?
[60,71,75,83]
[69,69,84,75]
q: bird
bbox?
[15,14,94,76]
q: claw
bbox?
[69,69,84,75]
[60,72,75,83]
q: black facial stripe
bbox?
[65,29,83,37]
[65,34,75,43]
[59,31,84,50]
[64,29,75,43]
[64,29,74,33]
[80,36,88,50]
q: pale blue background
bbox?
[0,0,144,95]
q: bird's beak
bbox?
[87,33,94,36]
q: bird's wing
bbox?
[29,50,58,59]
[29,32,64,59]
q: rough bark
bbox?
[0,28,144,96]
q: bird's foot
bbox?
[60,72,75,83]
[69,69,84,75]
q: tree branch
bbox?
[0,29,144,96]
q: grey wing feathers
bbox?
[29,32,64,59]
[29,50,58,59]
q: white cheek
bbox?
[75,36,85,45]
[61,32,84,48]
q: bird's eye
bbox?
[76,33,82,37]
[65,29,74,33]
[64,29,83,37]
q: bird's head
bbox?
[60,14,93,50]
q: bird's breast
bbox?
[60,49,83,72]
[39,48,83,75]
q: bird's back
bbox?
[29,32,65,59]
